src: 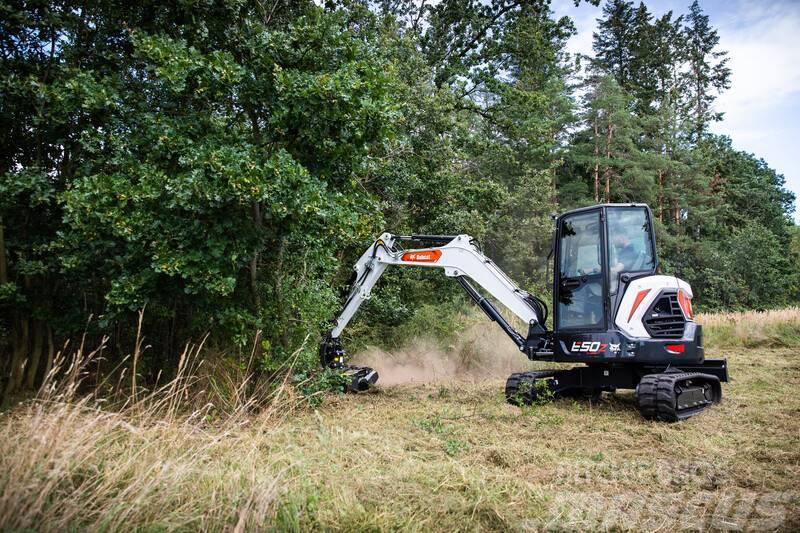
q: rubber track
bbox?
[505,370,557,406]
[636,372,721,422]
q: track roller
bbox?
[635,371,721,422]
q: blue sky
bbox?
[553,0,800,221]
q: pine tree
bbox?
[681,0,731,137]
[480,2,577,284]
[627,2,658,113]
[650,11,684,105]
[592,0,636,88]
[573,76,647,204]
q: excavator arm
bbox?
[321,233,548,390]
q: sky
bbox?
[552,0,800,221]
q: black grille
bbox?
[644,292,686,338]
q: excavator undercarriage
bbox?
[505,363,726,421]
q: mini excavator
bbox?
[320,204,728,421]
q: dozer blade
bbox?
[636,372,722,422]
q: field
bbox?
[2,309,799,531]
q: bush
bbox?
[294,368,351,408]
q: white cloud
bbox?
[710,0,800,219]
[555,1,601,59]
[713,2,800,116]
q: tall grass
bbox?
[0,327,306,531]
[698,307,800,348]
[2,307,799,530]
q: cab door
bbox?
[554,209,607,331]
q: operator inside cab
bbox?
[607,208,655,293]
[610,233,638,273]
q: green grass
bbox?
[2,311,800,531]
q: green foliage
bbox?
[344,269,470,351]
[415,415,448,435]
[514,378,555,408]
[443,438,468,457]
[414,413,468,456]
[294,368,350,408]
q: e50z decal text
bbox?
[571,341,607,355]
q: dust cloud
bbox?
[351,321,535,385]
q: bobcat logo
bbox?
[608,343,621,354]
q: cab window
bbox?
[558,211,603,329]
[607,207,655,294]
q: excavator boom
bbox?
[329,233,542,337]
[320,232,548,390]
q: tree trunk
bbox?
[43,324,54,386]
[693,62,705,136]
[695,66,703,133]
[24,321,44,390]
[604,123,614,202]
[711,171,722,193]
[552,166,558,206]
[274,237,290,350]
[250,201,262,312]
[0,219,7,402]
[657,169,664,222]
[0,219,6,285]
[4,318,29,405]
[245,102,264,314]
[593,120,599,202]
[551,131,558,206]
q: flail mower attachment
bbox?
[319,333,379,393]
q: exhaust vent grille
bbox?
[644,292,686,338]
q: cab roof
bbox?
[555,203,651,221]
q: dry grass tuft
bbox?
[0,329,306,531]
